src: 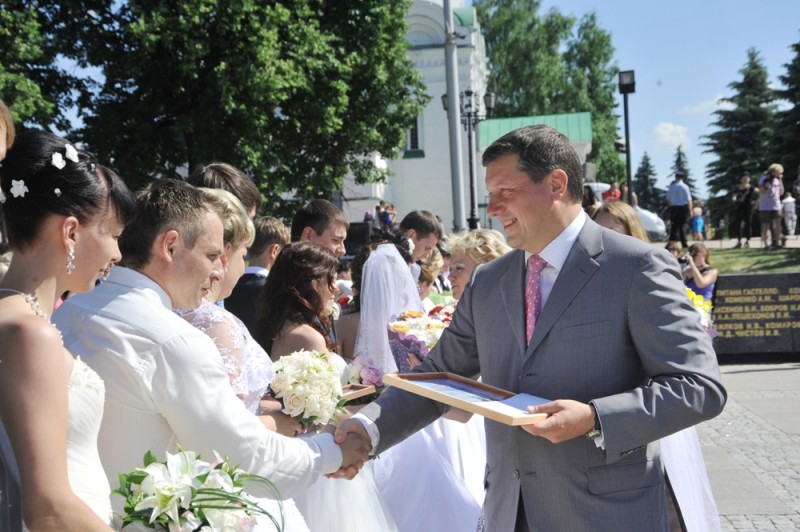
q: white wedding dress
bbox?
[64,358,113,524]
[292,353,399,532]
[176,300,309,532]
[356,244,483,532]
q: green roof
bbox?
[478,112,593,150]
[453,7,475,28]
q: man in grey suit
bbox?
[336,125,726,531]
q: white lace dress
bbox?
[175,300,309,532]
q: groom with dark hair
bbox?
[337,125,725,531]
[54,179,368,510]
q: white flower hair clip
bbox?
[10,180,29,199]
[52,152,66,170]
[407,237,416,256]
[64,144,79,163]
[54,188,62,197]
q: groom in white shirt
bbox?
[53,179,368,506]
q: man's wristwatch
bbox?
[585,408,602,440]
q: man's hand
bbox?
[521,400,595,444]
[327,418,372,479]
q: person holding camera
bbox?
[756,163,784,249]
[681,243,718,302]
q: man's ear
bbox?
[300,226,317,241]
[156,230,180,263]
[405,228,417,242]
[268,243,282,262]
[548,169,569,197]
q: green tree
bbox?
[563,13,624,183]
[475,2,623,182]
[633,152,659,211]
[702,48,778,235]
[0,2,85,129]
[75,0,427,215]
[475,0,573,117]
[671,145,698,198]
[775,33,800,186]
[703,48,778,196]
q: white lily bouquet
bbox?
[115,448,281,532]
[268,349,345,426]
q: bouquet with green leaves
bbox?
[114,448,282,531]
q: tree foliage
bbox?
[775,33,800,186]
[474,1,624,183]
[633,152,661,212]
[70,0,427,215]
[0,2,87,129]
[702,48,778,197]
[671,145,698,198]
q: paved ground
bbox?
[697,362,800,530]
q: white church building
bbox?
[338,0,592,232]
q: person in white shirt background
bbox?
[53,179,369,515]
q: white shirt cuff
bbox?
[351,413,380,453]
[305,432,343,475]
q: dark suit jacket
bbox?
[225,273,266,338]
[360,219,727,531]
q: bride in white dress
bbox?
[355,242,482,532]
[255,241,398,532]
[0,129,136,530]
[175,188,308,532]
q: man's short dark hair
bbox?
[120,179,224,269]
[290,199,349,242]
[188,162,261,215]
[249,216,290,257]
[399,210,442,240]
[482,124,583,203]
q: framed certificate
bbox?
[341,384,378,403]
[383,372,550,426]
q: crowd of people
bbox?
[1,95,728,532]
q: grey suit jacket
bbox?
[360,219,726,531]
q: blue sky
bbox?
[467,0,800,197]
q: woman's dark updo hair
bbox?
[349,226,413,313]
[255,241,339,355]
[0,130,136,250]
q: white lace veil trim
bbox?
[354,243,423,374]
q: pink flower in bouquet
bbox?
[359,366,383,387]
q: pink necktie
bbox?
[526,255,547,345]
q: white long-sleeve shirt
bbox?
[53,266,341,507]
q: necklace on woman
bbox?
[0,288,48,319]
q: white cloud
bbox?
[654,122,691,150]
[680,95,733,115]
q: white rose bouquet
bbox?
[268,349,345,426]
[114,448,281,532]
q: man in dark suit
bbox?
[226,216,289,336]
[336,125,726,531]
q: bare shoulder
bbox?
[0,312,70,389]
[272,322,327,358]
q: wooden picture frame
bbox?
[383,372,550,426]
[341,384,378,403]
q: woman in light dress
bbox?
[0,129,135,530]
[174,188,308,532]
[255,241,398,532]
[352,239,483,532]
[593,200,721,532]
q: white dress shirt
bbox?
[53,266,341,506]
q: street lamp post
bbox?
[443,90,495,230]
[618,70,635,205]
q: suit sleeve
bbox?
[592,248,727,462]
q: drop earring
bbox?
[66,245,75,275]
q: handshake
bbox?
[325,418,373,480]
